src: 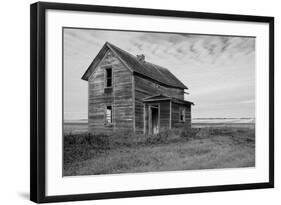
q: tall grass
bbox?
[63,127,254,166]
[64,128,198,149]
[63,127,198,164]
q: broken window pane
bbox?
[180,108,185,122]
[106,105,112,124]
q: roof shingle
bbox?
[82,42,188,89]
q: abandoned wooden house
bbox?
[82,42,194,134]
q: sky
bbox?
[63,28,255,120]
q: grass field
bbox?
[63,121,255,176]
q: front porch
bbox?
[143,94,193,134]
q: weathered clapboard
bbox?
[82,42,193,134]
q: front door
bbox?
[149,105,159,134]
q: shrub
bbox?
[144,127,198,144]
[64,133,110,148]
[179,127,198,140]
[208,127,234,136]
[194,128,210,139]
[64,132,88,145]
[145,133,167,144]
[108,129,136,147]
[88,133,110,149]
[63,132,112,165]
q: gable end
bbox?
[82,42,133,81]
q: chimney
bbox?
[136,54,145,62]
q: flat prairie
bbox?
[63,120,255,176]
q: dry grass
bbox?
[63,126,255,176]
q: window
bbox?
[179,108,185,122]
[105,68,112,87]
[106,105,112,124]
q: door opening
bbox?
[150,105,159,134]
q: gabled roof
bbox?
[82,42,188,89]
[143,94,194,105]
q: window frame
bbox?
[179,107,186,123]
[105,105,113,125]
[105,67,113,88]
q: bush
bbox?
[88,134,110,149]
[179,127,198,139]
[208,127,235,136]
[108,129,136,147]
[64,133,110,148]
[195,128,209,139]
[145,133,168,144]
[144,127,198,144]
[64,132,114,165]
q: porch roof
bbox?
[142,94,194,105]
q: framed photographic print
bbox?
[30,1,274,203]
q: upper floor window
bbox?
[105,68,112,88]
[179,108,185,122]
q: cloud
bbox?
[63,28,255,119]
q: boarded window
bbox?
[105,68,112,87]
[106,105,112,124]
[179,108,185,122]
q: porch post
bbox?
[169,101,172,129]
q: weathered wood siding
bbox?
[134,75,184,132]
[142,101,171,134]
[88,50,133,133]
[171,102,191,128]
[87,50,190,134]
[185,105,192,127]
[134,75,184,100]
[135,90,147,133]
[159,101,170,129]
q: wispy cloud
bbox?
[64,28,255,119]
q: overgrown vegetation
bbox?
[63,126,255,176]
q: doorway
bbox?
[149,105,159,134]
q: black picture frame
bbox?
[30,1,274,203]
